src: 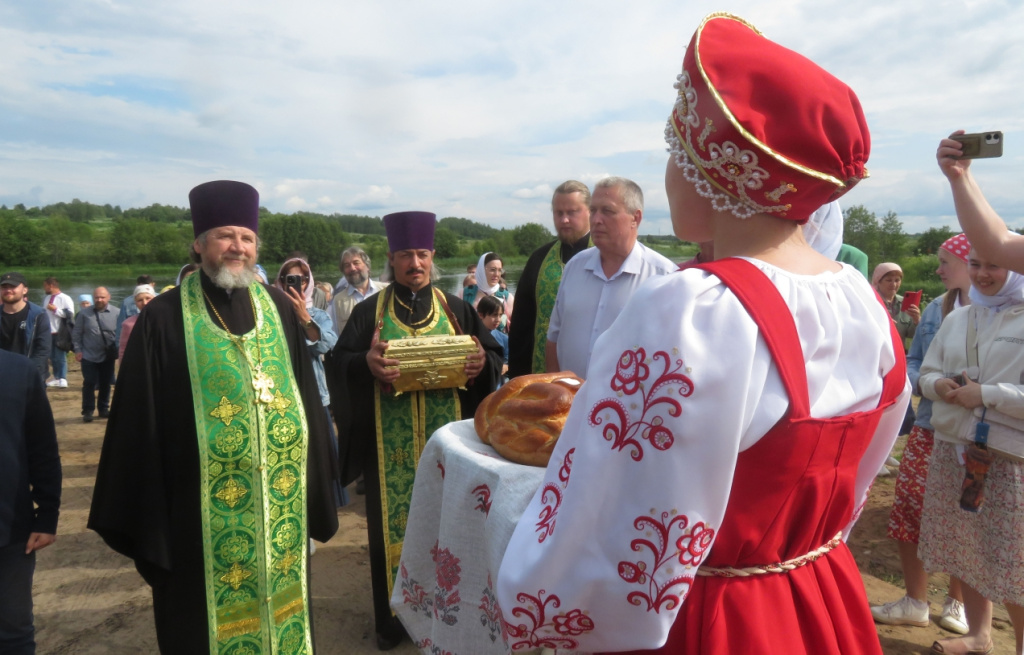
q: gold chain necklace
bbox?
[393,292,434,328]
[203,288,275,404]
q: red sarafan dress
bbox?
[614,259,907,654]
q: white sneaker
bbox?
[876,465,892,477]
[58,378,68,388]
[46,379,61,387]
[871,595,929,627]
[886,456,900,468]
[939,596,969,634]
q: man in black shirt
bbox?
[507,181,592,377]
[0,272,51,381]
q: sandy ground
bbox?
[33,362,1014,654]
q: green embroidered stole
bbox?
[373,288,460,598]
[182,274,312,655]
[532,242,566,373]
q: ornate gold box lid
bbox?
[384,334,477,393]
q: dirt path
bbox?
[34,362,1014,654]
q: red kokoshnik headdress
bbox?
[666,13,870,223]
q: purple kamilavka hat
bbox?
[189,180,260,238]
[383,211,436,252]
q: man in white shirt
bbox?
[330,246,388,335]
[545,177,676,379]
[42,277,75,388]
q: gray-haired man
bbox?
[329,246,388,334]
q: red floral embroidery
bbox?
[552,608,595,636]
[618,511,715,613]
[677,521,714,567]
[589,348,694,461]
[558,448,573,484]
[535,449,573,543]
[400,561,432,614]
[535,484,561,543]
[503,589,594,650]
[611,348,649,394]
[473,484,492,516]
[415,639,455,655]
[479,574,503,643]
[431,542,462,626]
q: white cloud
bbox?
[512,185,552,200]
[0,0,1022,235]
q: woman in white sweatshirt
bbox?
[919,248,1024,655]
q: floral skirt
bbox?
[887,425,934,543]
[919,440,1024,605]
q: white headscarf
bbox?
[802,201,844,260]
[476,252,502,295]
[969,268,1024,311]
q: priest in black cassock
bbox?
[333,211,502,650]
[88,180,339,654]
[507,180,592,378]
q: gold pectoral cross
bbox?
[252,367,275,405]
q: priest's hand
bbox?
[367,341,401,384]
[464,336,485,381]
[26,532,56,554]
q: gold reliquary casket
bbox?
[384,335,478,393]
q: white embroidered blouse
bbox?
[495,258,909,652]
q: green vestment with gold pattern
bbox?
[373,288,460,599]
[532,241,569,373]
[181,273,313,655]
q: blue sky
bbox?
[1,0,1022,236]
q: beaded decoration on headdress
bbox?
[665,74,764,221]
[666,13,870,223]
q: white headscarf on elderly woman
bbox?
[274,257,315,309]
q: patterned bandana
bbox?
[940,233,971,263]
[666,13,870,223]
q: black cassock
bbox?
[332,281,502,645]
[88,271,339,653]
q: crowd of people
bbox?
[3,11,1023,655]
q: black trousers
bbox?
[81,357,115,415]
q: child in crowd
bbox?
[477,295,508,383]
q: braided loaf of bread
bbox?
[474,372,584,467]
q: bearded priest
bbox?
[88,180,339,654]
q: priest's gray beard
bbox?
[206,262,257,289]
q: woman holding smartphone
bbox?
[918,248,1024,655]
[873,262,921,348]
[275,257,346,508]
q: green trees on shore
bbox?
[0,199,989,306]
[0,201,558,270]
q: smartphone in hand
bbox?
[285,274,304,297]
[952,131,1003,159]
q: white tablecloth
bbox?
[390,419,546,654]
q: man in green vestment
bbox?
[334,211,503,650]
[88,180,339,654]
[507,180,592,378]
